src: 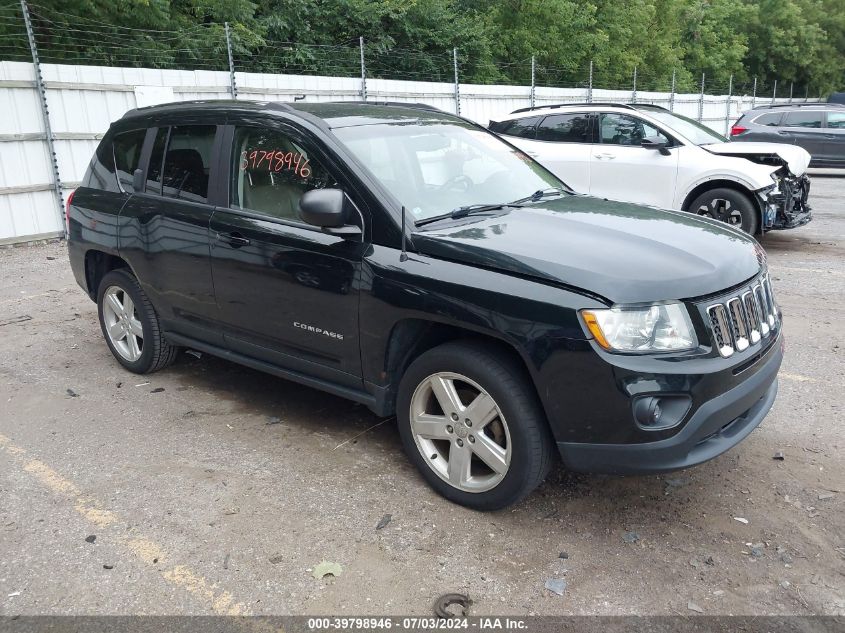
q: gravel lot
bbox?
[0,177,843,617]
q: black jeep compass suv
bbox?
[67,100,783,510]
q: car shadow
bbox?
[163,350,728,525]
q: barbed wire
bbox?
[0,3,817,98]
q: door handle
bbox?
[594,153,616,160]
[777,130,790,135]
[217,231,250,248]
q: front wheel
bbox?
[396,341,555,510]
[688,187,759,234]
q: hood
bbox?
[412,196,762,305]
[705,142,810,175]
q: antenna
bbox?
[400,206,409,262]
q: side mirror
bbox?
[641,136,671,156]
[299,188,362,238]
[132,168,144,192]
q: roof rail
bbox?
[752,102,839,109]
[510,102,637,114]
[324,100,444,112]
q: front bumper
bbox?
[761,173,812,231]
[556,336,782,474]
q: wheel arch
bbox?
[680,179,764,234]
[680,178,758,212]
[379,318,543,419]
[84,249,132,300]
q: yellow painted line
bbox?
[0,432,249,616]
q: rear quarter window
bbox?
[752,112,782,126]
[495,116,543,139]
[83,128,146,193]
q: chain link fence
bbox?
[0,0,824,244]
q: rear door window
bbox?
[161,125,216,202]
[783,111,823,128]
[112,129,146,192]
[536,113,591,142]
[231,126,337,223]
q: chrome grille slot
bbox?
[704,274,778,358]
[762,276,777,327]
[742,290,762,344]
[726,298,750,351]
[754,284,770,337]
[706,304,735,358]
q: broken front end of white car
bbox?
[706,143,813,231]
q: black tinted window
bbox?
[161,125,216,202]
[784,111,822,128]
[536,114,591,142]
[500,116,542,139]
[231,126,337,223]
[754,112,782,126]
[112,129,146,192]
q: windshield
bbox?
[332,120,564,222]
[642,109,728,146]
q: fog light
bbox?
[632,395,691,431]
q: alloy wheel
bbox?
[409,371,511,493]
[697,198,743,225]
[102,285,144,362]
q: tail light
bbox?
[730,125,748,137]
[65,189,76,235]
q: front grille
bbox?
[705,274,778,358]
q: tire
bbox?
[396,340,555,510]
[96,269,178,374]
[688,187,759,234]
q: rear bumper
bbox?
[557,341,782,474]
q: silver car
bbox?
[731,103,845,168]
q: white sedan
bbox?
[489,103,812,233]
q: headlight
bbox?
[581,303,697,353]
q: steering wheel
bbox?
[438,175,473,192]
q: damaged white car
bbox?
[489,103,811,234]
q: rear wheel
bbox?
[97,269,178,374]
[689,187,759,234]
[396,341,554,510]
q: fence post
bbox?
[631,66,637,104]
[697,73,705,122]
[359,36,367,102]
[452,47,460,115]
[20,0,64,233]
[224,22,237,99]
[788,81,793,103]
[530,55,535,109]
[587,60,593,103]
[724,74,733,136]
[771,80,777,104]
[805,85,809,102]
[669,69,675,112]
[751,76,757,109]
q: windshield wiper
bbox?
[509,186,568,205]
[414,202,521,227]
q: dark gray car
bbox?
[731,104,845,167]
